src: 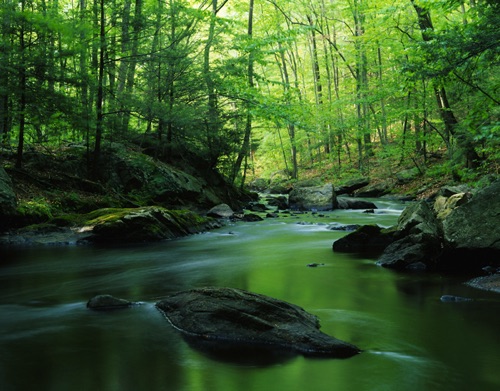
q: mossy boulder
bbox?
[85,206,217,243]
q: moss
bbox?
[83,208,136,225]
[15,198,53,223]
[168,209,214,230]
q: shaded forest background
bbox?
[0,0,498,189]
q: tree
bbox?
[231,0,255,186]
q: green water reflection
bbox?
[1,204,499,391]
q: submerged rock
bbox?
[87,294,133,310]
[156,287,360,359]
[440,295,473,302]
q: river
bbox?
[1,199,499,391]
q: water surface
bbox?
[1,200,499,391]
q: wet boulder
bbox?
[336,197,377,210]
[288,183,337,211]
[376,233,442,271]
[332,224,395,254]
[156,287,360,359]
[376,201,442,270]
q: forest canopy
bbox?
[0,0,498,185]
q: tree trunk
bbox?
[411,0,480,168]
[0,2,13,145]
[203,0,222,167]
[93,0,106,175]
[232,0,254,186]
[16,0,27,169]
[121,0,143,134]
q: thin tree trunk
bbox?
[232,0,254,186]
[121,0,143,133]
[307,15,328,157]
[0,1,13,145]
[16,0,27,169]
[275,39,298,179]
[93,0,106,175]
[203,0,221,167]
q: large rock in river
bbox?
[288,183,337,211]
[156,287,360,358]
[442,180,500,251]
[333,224,394,254]
[376,201,442,270]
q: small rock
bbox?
[440,295,473,303]
[207,204,234,218]
[87,294,133,310]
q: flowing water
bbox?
[1,199,499,391]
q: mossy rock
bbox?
[86,206,216,243]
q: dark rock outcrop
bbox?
[335,178,370,196]
[376,233,442,271]
[354,182,392,197]
[289,183,337,211]
[327,223,361,232]
[336,197,377,210]
[156,287,360,358]
[239,213,264,222]
[98,143,245,211]
[0,167,17,229]
[332,225,395,254]
[266,195,288,210]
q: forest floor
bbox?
[3,143,496,218]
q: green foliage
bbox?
[16,198,53,222]
[1,0,497,186]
